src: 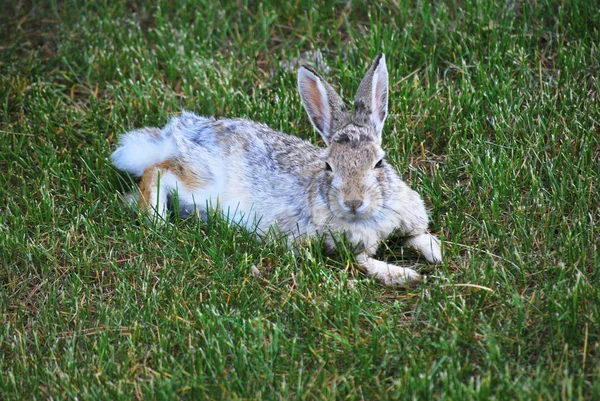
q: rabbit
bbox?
[111,54,442,287]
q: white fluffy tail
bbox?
[111,127,176,177]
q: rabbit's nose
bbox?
[344,199,363,213]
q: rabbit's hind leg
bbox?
[137,162,177,221]
[138,160,212,222]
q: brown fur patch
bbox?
[136,160,209,210]
[137,164,162,210]
[304,80,324,129]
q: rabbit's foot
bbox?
[357,255,422,288]
[405,233,442,264]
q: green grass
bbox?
[1,0,599,399]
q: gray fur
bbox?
[112,54,442,288]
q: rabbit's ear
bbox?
[353,54,389,144]
[298,66,347,144]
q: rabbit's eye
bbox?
[325,162,333,171]
[374,159,384,169]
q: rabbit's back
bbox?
[164,111,325,233]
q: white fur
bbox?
[110,128,177,177]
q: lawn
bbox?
[1,0,599,399]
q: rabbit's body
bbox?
[112,54,442,287]
[114,115,321,232]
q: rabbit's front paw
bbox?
[377,264,423,288]
[358,255,423,288]
[406,233,442,264]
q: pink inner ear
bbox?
[306,80,324,127]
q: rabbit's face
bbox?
[324,135,387,221]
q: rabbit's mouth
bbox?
[343,213,370,223]
[338,201,373,222]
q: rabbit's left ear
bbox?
[298,66,348,144]
[353,54,389,144]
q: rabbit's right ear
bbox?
[298,66,348,144]
[353,54,389,145]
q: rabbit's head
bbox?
[298,54,393,222]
